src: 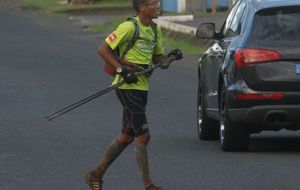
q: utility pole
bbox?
[211,0,217,13]
[200,0,207,14]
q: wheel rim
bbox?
[220,90,225,144]
[197,84,203,135]
[197,102,202,133]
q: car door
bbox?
[217,0,247,76]
[204,0,246,118]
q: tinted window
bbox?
[252,6,300,41]
[222,0,246,37]
[222,0,241,36]
[227,0,246,36]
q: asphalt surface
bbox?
[1,3,300,190]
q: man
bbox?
[84,0,182,190]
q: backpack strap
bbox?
[119,17,158,59]
[150,22,158,45]
[119,17,139,59]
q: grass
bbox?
[163,32,207,55]
[90,16,125,33]
[19,0,208,55]
[20,0,131,16]
[20,0,59,13]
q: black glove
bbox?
[167,49,183,60]
[159,56,170,70]
[119,65,138,84]
[159,49,183,70]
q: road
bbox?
[1,4,300,190]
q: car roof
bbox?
[250,0,300,11]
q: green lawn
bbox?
[90,16,125,33]
[20,0,59,13]
[163,34,207,55]
[20,0,131,15]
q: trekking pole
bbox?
[45,56,177,121]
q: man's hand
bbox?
[119,60,139,72]
[159,56,169,70]
[118,65,138,84]
[167,49,183,60]
[159,49,183,70]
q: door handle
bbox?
[213,51,225,58]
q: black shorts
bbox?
[115,89,149,137]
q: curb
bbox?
[158,15,194,22]
[154,15,197,35]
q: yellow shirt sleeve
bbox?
[105,21,135,51]
[153,25,164,55]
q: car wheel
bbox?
[219,84,249,151]
[197,80,219,140]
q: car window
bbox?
[223,0,246,37]
[252,6,300,41]
[222,0,241,37]
[227,0,246,36]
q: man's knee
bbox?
[117,134,134,145]
[135,132,151,145]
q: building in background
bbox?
[162,0,186,12]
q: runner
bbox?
[84,0,182,189]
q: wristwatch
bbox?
[116,66,123,74]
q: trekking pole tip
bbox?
[44,115,55,122]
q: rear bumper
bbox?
[229,105,300,131]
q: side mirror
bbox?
[196,23,217,39]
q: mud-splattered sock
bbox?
[95,139,127,178]
[135,144,153,188]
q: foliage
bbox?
[162,30,208,55]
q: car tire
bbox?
[219,84,249,151]
[197,80,219,140]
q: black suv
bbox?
[196,0,300,151]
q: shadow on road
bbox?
[249,135,300,153]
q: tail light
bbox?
[235,48,281,69]
[234,93,286,100]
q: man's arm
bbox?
[98,42,138,84]
[98,42,122,69]
[152,49,183,69]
